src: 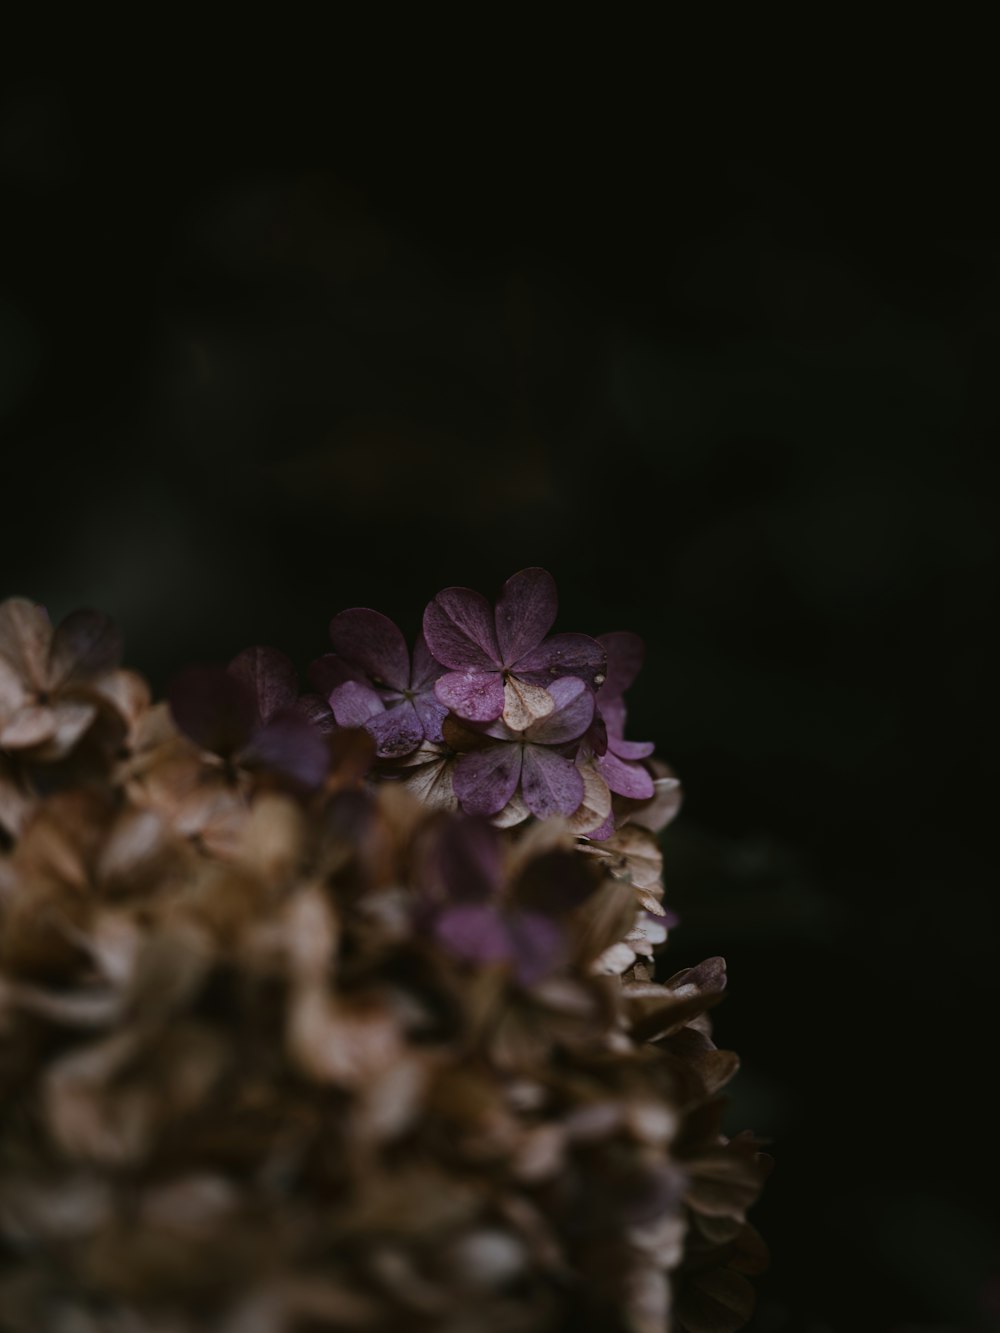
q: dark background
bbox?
[2,72,998,1332]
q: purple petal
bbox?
[598,694,627,740]
[308,653,362,698]
[505,910,568,986]
[412,689,448,743]
[453,743,522,816]
[434,670,505,723]
[294,692,339,736]
[515,632,607,691]
[241,711,329,789]
[525,676,594,746]
[431,815,502,903]
[519,745,585,818]
[228,645,299,724]
[596,750,656,800]
[586,812,616,841]
[422,587,500,670]
[410,631,443,691]
[330,680,384,728]
[363,699,424,758]
[596,631,645,698]
[433,904,512,967]
[609,734,656,761]
[168,666,256,755]
[494,567,557,667]
[48,609,123,687]
[328,609,410,692]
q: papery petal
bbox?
[596,631,645,698]
[168,667,257,755]
[293,693,338,736]
[491,790,532,828]
[453,743,522,816]
[329,680,384,728]
[515,632,607,691]
[228,646,299,724]
[434,670,505,723]
[566,760,613,836]
[629,772,683,833]
[44,700,98,757]
[410,631,443,690]
[0,655,28,717]
[520,745,585,818]
[585,812,616,841]
[0,703,58,749]
[412,689,448,743]
[494,567,557,666]
[328,609,411,692]
[48,609,123,688]
[609,733,656,761]
[0,597,51,691]
[396,749,458,810]
[502,677,554,732]
[364,700,424,759]
[422,587,500,670]
[505,910,567,986]
[525,676,594,746]
[308,653,362,698]
[241,711,329,789]
[430,815,502,904]
[596,750,656,800]
[433,904,512,966]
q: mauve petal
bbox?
[525,676,594,746]
[0,703,58,749]
[610,734,656,761]
[505,910,567,986]
[0,597,52,691]
[229,645,299,724]
[515,632,607,691]
[494,567,557,666]
[596,631,645,698]
[432,815,502,903]
[586,812,616,841]
[599,694,626,740]
[308,653,361,698]
[330,680,384,728]
[293,693,339,736]
[434,670,505,723]
[596,750,656,800]
[412,689,448,743]
[433,904,512,967]
[422,587,500,670]
[241,711,329,789]
[48,609,123,688]
[453,743,522,816]
[519,745,585,818]
[410,631,443,690]
[328,609,411,692]
[364,700,424,759]
[169,666,256,755]
[501,677,554,733]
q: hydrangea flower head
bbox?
[423,567,605,730]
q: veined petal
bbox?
[525,676,594,746]
[502,677,554,732]
[520,745,585,818]
[328,609,411,692]
[434,670,505,723]
[596,631,645,698]
[308,653,362,699]
[364,700,424,759]
[412,689,448,743]
[515,632,607,691]
[494,567,557,666]
[566,760,613,836]
[410,631,443,690]
[330,680,384,728]
[228,645,299,724]
[453,743,522,816]
[596,750,656,800]
[422,587,500,670]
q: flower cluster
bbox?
[0,584,769,1332]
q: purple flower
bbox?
[169,645,329,790]
[316,610,446,760]
[422,568,606,730]
[452,675,594,819]
[592,632,655,802]
[425,815,597,986]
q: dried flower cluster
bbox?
[0,576,770,1333]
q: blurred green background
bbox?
[2,73,998,1332]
